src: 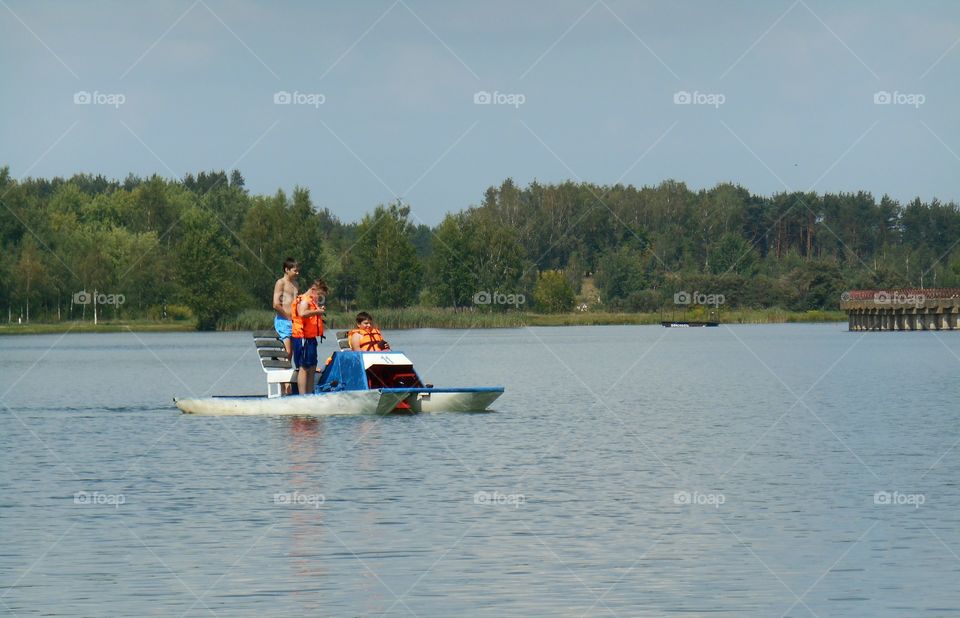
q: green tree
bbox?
[238,193,286,306]
[354,202,423,307]
[427,214,477,307]
[13,236,48,322]
[470,210,527,308]
[174,209,246,329]
[786,260,845,311]
[595,246,647,304]
[708,233,757,275]
[533,270,574,313]
[426,207,527,309]
[287,187,325,279]
[0,243,13,312]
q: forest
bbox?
[1,166,958,329]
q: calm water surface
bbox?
[2,324,959,616]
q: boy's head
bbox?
[355,311,373,327]
[310,279,328,303]
[283,258,300,276]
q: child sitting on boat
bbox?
[349,312,390,352]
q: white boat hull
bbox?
[175,390,406,416]
[175,388,503,416]
[406,390,503,413]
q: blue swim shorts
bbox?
[293,337,318,368]
[275,315,293,340]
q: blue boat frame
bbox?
[313,351,504,397]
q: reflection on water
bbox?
[2,325,960,616]
[287,416,326,589]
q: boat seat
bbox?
[336,330,351,351]
[252,330,296,397]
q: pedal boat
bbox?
[174,331,504,416]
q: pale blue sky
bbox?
[2,0,958,224]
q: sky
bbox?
[2,0,959,225]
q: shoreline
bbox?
[0,322,197,336]
[0,309,846,336]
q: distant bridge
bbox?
[840,289,960,331]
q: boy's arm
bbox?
[301,304,326,318]
[272,280,286,317]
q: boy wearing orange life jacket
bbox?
[349,312,391,352]
[291,279,328,395]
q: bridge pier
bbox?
[842,291,960,332]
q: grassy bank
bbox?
[0,320,196,336]
[221,307,847,331]
[0,308,846,335]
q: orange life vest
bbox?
[291,294,324,339]
[349,326,388,351]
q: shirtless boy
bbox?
[272,257,300,361]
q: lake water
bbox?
[1,324,959,616]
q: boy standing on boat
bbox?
[272,258,300,354]
[272,259,300,396]
[291,279,328,396]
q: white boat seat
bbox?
[336,330,351,350]
[252,330,296,397]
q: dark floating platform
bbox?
[661,321,720,328]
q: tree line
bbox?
[1,166,957,328]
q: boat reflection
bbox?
[280,416,389,613]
